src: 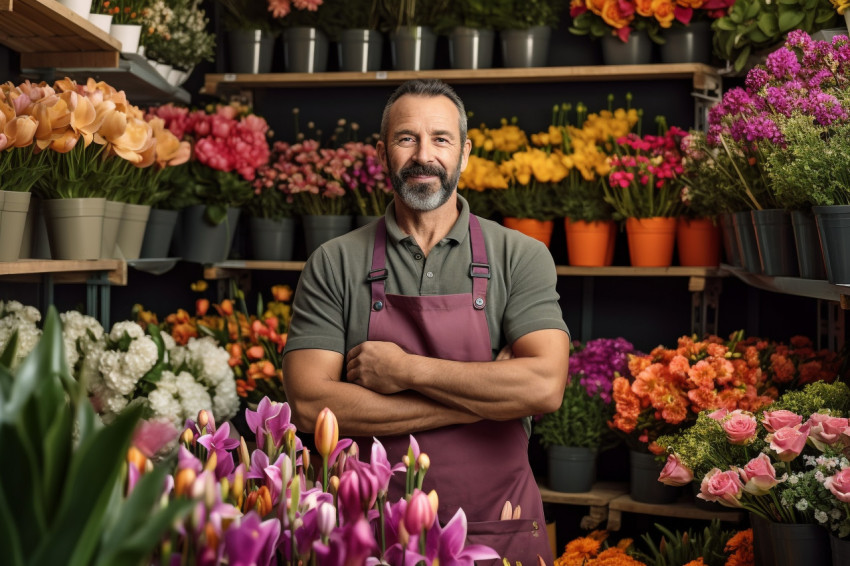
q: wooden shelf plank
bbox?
[554,266,723,277]
[722,263,850,307]
[608,493,745,525]
[0,259,127,285]
[202,63,721,95]
[204,260,307,280]
[539,481,628,506]
[0,0,121,68]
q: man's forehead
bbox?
[388,95,460,131]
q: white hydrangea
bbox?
[110,321,145,342]
[175,371,213,424]
[61,310,105,371]
[148,372,185,429]
[169,336,239,423]
[815,510,829,524]
[0,301,43,368]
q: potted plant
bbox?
[269,0,333,73]
[216,0,278,73]
[245,142,298,261]
[372,0,449,70]
[322,0,384,72]
[535,337,638,492]
[549,97,639,266]
[91,0,146,53]
[568,0,661,64]
[490,0,564,67]
[655,0,735,64]
[141,0,216,84]
[432,0,509,69]
[711,0,836,72]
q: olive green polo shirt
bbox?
[283,195,570,359]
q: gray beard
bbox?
[392,162,462,212]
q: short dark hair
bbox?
[379,79,468,144]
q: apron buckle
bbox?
[367,268,388,282]
[469,262,490,279]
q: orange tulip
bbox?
[127,445,147,474]
[314,407,339,460]
[196,298,209,316]
[271,285,292,302]
[219,299,234,316]
[174,468,196,497]
[246,345,265,360]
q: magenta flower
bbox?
[245,397,297,451]
[223,512,280,566]
[423,508,501,565]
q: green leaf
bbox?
[744,1,761,19]
[0,483,24,566]
[0,329,18,370]
[778,10,805,31]
[734,45,752,72]
[715,18,737,31]
[757,12,779,37]
[205,203,228,225]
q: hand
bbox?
[345,341,411,395]
[495,344,514,361]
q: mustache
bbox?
[399,164,447,180]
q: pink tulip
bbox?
[762,409,803,433]
[740,453,784,495]
[658,454,694,486]
[404,489,436,535]
[768,425,809,462]
[722,410,758,445]
[698,468,744,507]
[825,468,850,503]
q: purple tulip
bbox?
[245,397,299,452]
[337,469,364,525]
[223,512,281,566]
[314,517,377,566]
[425,508,501,565]
[404,489,434,536]
[368,438,405,496]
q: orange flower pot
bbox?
[676,217,720,267]
[564,219,616,266]
[625,216,676,267]
[503,217,554,247]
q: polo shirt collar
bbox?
[384,194,471,247]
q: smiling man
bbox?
[283,79,570,564]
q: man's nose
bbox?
[412,141,435,164]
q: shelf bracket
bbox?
[690,276,721,337]
[691,72,722,132]
[818,299,846,352]
[85,271,112,328]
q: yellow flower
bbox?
[190,280,208,292]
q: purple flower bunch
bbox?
[708,30,850,149]
[569,337,641,403]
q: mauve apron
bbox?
[358,216,552,564]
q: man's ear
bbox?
[376,139,388,169]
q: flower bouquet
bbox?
[656,381,850,527]
[568,0,673,43]
[462,118,527,218]
[141,0,216,72]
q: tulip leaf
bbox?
[31,404,143,566]
[40,398,73,519]
[0,329,18,371]
[0,418,46,557]
[0,484,24,566]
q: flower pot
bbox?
[115,203,151,260]
[338,29,383,72]
[58,0,92,18]
[502,217,554,247]
[109,23,142,53]
[87,12,112,33]
[732,210,761,273]
[43,197,106,260]
[0,191,31,262]
[831,532,850,565]
[100,200,125,259]
[153,61,173,79]
[547,445,596,493]
[227,29,275,74]
[813,204,850,284]
[140,208,179,259]
[676,217,720,267]
[249,216,295,261]
[499,26,551,68]
[629,450,681,503]
[390,26,437,71]
[769,521,830,566]
[176,205,241,264]
[602,30,652,65]
[660,21,711,64]
[751,208,798,277]
[790,210,827,280]
[564,219,615,266]
[20,196,51,259]
[750,513,775,566]
[625,216,676,267]
[302,214,352,258]
[449,27,495,69]
[355,215,381,228]
[283,27,329,73]
[719,211,742,267]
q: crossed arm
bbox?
[282,328,570,436]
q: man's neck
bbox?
[394,195,460,256]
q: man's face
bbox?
[378,95,472,212]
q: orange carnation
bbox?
[635,0,654,17]
[601,0,634,28]
[651,0,677,27]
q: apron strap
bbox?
[368,215,490,310]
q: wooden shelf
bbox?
[539,481,629,529]
[607,493,745,530]
[0,0,120,68]
[0,259,127,285]
[722,264,850,308]
[202,63,721,96]
[204,260,306,280]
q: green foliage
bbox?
[681,131,738,218]
[320,0,380,40]
[489,0,564,30]
[770,380,850,415]
[633,520,736,566]
[711,0,837,72]
[0,146,49,193]
[0,306,193,566]
[492,182,559,220]
[179,161,254,224]
[764,113,850,208]
[431,0,511,34]
[372,0,450,31]
[216,0,277,32]
[534,376,613,449]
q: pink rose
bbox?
[707,408,728,421]
[762,410,802,433]
[739,453,784,495]
[722,410,758,445]
[805,413,849,450]
[768,425,809,462]
[698,468,744,507]
[658,454,694,486]
[825,468,850,503]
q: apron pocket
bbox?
[466,518,548,564]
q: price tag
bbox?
[224,74,237,82]
[375,71,388,80]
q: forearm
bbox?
[283,350,479,437]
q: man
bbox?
[283,79,570,563]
